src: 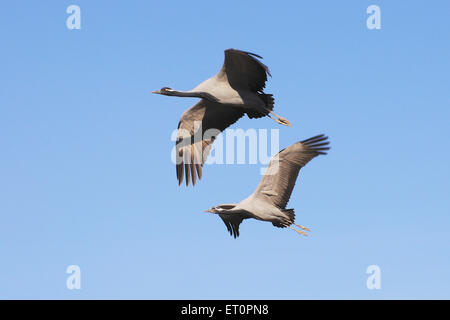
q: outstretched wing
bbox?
[251,135,330,209]
[176,99,244,186]
[217,48,271,93]
[219,214,244,239]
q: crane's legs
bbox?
[289,226,309,237]
[267,111,292,127]
[293,223,310,232]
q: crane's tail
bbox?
[283,209,311,236]
[261,94,291,126]
[246,94,274,119]
[283,209,295,224]
[260,94,274,112]
[246,94,291,126]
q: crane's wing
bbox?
[176,99,245,186]
[217,49,271,93]
[251,135,330,209]
[219,214,244,238]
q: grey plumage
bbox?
[205,135,330,238]
[152,49,291,186]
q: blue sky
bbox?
[0,1,449,299]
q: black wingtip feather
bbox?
[301,134,331,155]
[184,163,190,186]
[177,163,184,186]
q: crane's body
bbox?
[190,73,269,111]
[190,77,241,104]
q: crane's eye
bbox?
[161,87,172,92]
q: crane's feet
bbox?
[289,225,310,237]
[268,112,292,127]
[275,116,292,127]
[294,223,311,232]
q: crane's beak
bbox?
[151,90,161,94]
[204,209,212,213]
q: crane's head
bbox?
[204,206,220,214]
[204,204,236,214]
[151,87,174,95]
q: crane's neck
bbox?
[163,90,199,97]
[165,90,219,102]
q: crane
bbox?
[152,49,292,186]
[204,135,330,238]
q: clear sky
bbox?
[0,1,449,299]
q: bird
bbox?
[204,134,330,238]
[152,48,292,186]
